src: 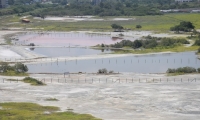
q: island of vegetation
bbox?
[0,62,28,76]
[167,67,200,76]
[0,102,100,120]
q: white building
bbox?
[175,0,192,2]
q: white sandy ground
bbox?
[0,73,200,120]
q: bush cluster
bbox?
[194,40,200,46]
[167,67,199,73]
[23,77,45,86]
[97,68,114,74]
[170,21,195,32]
[110,36,189,49]
[0,62,28,73]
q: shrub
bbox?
[14,63,28,73]
[136,25,142,29]
[176,67,196,73]
[101,43,105,47]
[0,62,14,73]
[109,70,114,74]
[198,68,200,73]
[193,40,200,46]
[110,37,189,49]
[29,43,35,46]
[167,67,197,73]
[98,68,108,74]
[198,48,200,52]
[0,62,28,73]
[167,68,176,73]
[23,77,45,86]
[170,21,195,32]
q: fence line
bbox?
[1,77,200,84]
[3,58,200,65]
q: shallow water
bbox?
[27,47,112,57]
[16,32,129,46]
[27,52,200,73]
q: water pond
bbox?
[27,47,112,57]
[27,52,200,73]
[16,32,134,46]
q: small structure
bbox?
[64,72,70,78]
[22,19,30,23]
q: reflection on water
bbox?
[28,47,112,57]
[27,52,200,73]
[16,32,131,46]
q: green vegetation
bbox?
[198,68,200,73]
[45,98,59,101]
[170,21,195,32]
[167,67,199,74]
[110,36,190,49]
[0,102,100,120]
[0,3,55,16]
[3,0,200,17]
[113,46,199,54]
[111,24,123,32]
[1,13,200,31]
[23,77,45,86]
[98,68,108,74]
[194,40,200,46]
[136,25,142,29]
[198,47,200,53]
[2,32,21,45]
[0,62,28,76]
[96,35,200,54]
[97,68,114,74]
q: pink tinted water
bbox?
[17,32,124,46]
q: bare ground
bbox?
[0,73,200,120]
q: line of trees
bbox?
[109,36,190,49]
[0,0,200,16]
[2,0,200,17]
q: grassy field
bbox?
[112,46,199,54]
[0,70,29,76]
[1,13,200,31]
[0,102,100,120]
[23,77,46,86]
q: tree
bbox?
[132,40,142,49]
[40,14,46,20]
[136,25,142,29]
[8,0,14,5]
[101,43,105,47]
[170,21,195,32]
[193,40,200,46]
[14,63,28,73]
[111,24,123,32]
[98,68,107,74]
[0,62,13,73]
[198,68,200,73]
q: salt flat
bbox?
[0,73,200,120]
